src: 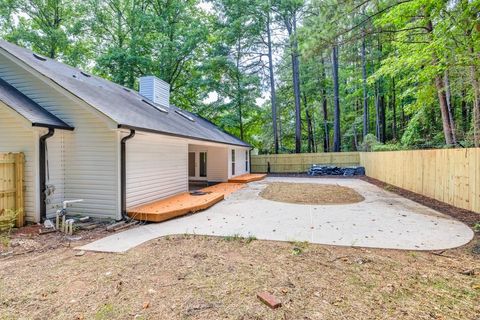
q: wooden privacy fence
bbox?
[360,148,480,214]
[0,153,25,227]
[251,148,480,214]
[251,152,360,173]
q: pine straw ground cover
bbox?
[0,232,479,320]
[259,182,365,205]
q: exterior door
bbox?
[199,152,207,177]
[188,152,195,177]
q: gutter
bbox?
[32,123,74,131]
[120,129,135,220]
[39,128,55,222]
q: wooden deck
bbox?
[228,173,267,183]
[127,183,245,222]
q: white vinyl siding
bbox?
[126,132,188,208]
[228,147,250,179]
[188,145,228,182]
[0,105,38,221]
[0,54,120,220]
[44,130,66,217]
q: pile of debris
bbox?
[307,165,365,176]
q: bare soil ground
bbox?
[0,177,479,320]
[259,182,365,205]
[0,234,479,320]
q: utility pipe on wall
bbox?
[39,128,54,222]
[120,129,135,220]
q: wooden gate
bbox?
[0,153,25,227]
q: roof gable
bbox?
[0,40,249,147]
[0,77,73,130]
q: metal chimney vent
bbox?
[139,76,170,108]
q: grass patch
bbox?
[473,222,480,232]
[0,209,18,248]
[95,303,118,320]
[223,234,257,244]
[291,241,309,255]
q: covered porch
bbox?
[187,143,229,185]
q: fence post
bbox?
[14,153,24,227]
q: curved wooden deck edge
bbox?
[127,192,225,222]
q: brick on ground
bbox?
[257,292,282,309]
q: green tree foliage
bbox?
[0,0,91,65]
[0,0,478,151]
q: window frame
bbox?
[231,149,236,176]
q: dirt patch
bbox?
[0,235,479,319]
[0,222,127,257]
[259,182,365,205]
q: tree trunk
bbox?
[284,14,302,153]
[266,11,279,153]
[469,47,480,147]
[444,70,457,144]
[435,75,455,145]
[306,108,314,153]
[320,57,329,152]
[392,78,397,140]
[331,45,341,152]
[461,88,468,134]
[425,19,454,145]
[375,82,380,140]
[304,93,316,153]
[380,94,386,143]
[374,38,385,142]
[361,30,369,138]
[236,39,244,141]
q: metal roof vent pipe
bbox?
[139,76,170,108]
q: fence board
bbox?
[0,153,25,227]
[360,148,480,214]
[251,152,360,173]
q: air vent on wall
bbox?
[142,99,168,113]
[175,110,195,122]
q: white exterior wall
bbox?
[228,146,250,179]
[0,105,38,221]
[188,145,228,182]
[44,130,67,217]
[126,132,188,208]
[0,54,120,220]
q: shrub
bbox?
[0,209,18,234]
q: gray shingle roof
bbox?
[0,77,73,130]
[0,40,249,147]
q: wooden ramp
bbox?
[228,173,267,183]
[127,183,245,222]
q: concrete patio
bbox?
[78,177,474,253]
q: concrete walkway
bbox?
[78,177,474,253]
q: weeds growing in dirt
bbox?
[291,241,309,255]
[223,234,257,244]
[0,209,19,248]
[473,222,480,232]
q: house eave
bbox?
[117,124,251,148]
[32,122,74,131]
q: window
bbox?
[231,149,235,176]
[245,150,249,172]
